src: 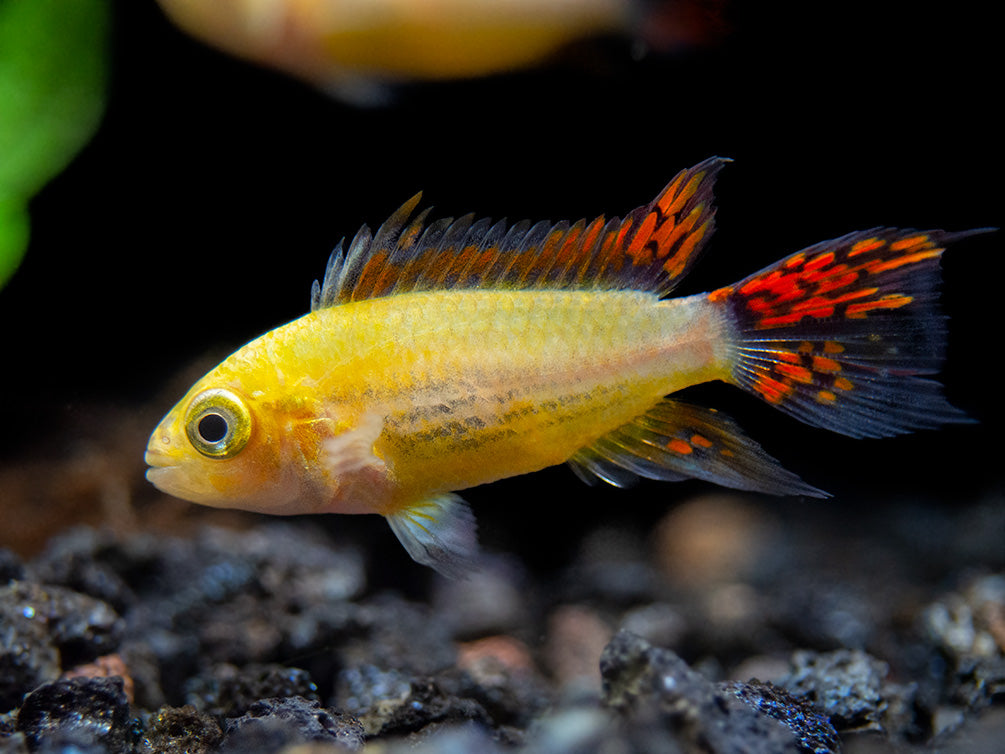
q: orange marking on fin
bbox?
[708,285,733,303]
[591,230,624,282]
[823,341,845,354]
[658,203,702,263]
[465,248,499,281]
[399,222,424,249]
[661,171,705,218]
[784,253,807,268]
[812,356,842,373]
[739,271,781,296]
[777,351,802,364]
[627,211,658,262]
[654,173,688,214]
[353,251,390,298]
[849,237,884,256]
[666,438,693,455]
[798,341,814,353]
[776,362,814,384]
[580,216,605,254]
[667,218,709,275]
[846,294,913,318]
[371,254,406,297]
[753,375,793,404]
[816,390,837,404]
[804,251,836,271]
[814,271,858,294]
[554,225,583,267]
[863,249,942,274]
[889,234,928,251]
[651,212,677,249]
[834,377,853,391]
[691,434,714,448]
[614,217,635,251]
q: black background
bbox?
[2,1,1000,562]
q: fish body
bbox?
[155,0,726,104]
[146,158,977,575]
[156,0,631,103]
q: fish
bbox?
[154,0,728,105]
[145,157,978,577]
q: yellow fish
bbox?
[146,158,975,576]
[155,0,727,104]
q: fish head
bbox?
[145,370,300,513]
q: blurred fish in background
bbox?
[155,0,728,104]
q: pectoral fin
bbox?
[386,494,479,578]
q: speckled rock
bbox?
[600,630,839,754]
[1,581,123,667]
[336,671,490,738]
[15,676,134,753]
[1,597,60,713]
[27,528,137,614]
[920,573,1005,714]
[1,581,123,713]
[221,696,364,751]
[137,705,222,754]
[725,679,841,753]
[184,662,319,718]
[781,649,914,735]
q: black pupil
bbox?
[198,413,229,443]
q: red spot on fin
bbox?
[712,227,986,438]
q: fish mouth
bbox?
[144,447,175,469]
[144,453,176,488]
[144,437,179,489]
[144,449,181,494]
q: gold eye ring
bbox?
[184,388,252,459]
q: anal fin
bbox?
[386,494,480,578]
[568,399,827,498]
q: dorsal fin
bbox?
[310,157,729,310]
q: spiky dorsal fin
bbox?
[310,157,729,310]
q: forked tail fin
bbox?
[711,228,985,438]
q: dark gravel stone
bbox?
[0,598,60,713]
[0,581,123,669]
[184,662,319,718]
[221,696,364,751]
[338,671,492,738]
[782,648,915,734]
[600,629,836,754]
[137,705,222,754]
[1,581,124,713]
[920,574,1005,715]
[725,679,840,754]
[27,528,136,614]
[15,676,133,753]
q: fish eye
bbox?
[184,388,252,459]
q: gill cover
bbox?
[184,388,252,458]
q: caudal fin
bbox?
[711,228,983,438]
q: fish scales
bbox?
[265,289,730,499]
[146,158,981,576]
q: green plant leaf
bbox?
[0,0,109,286]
